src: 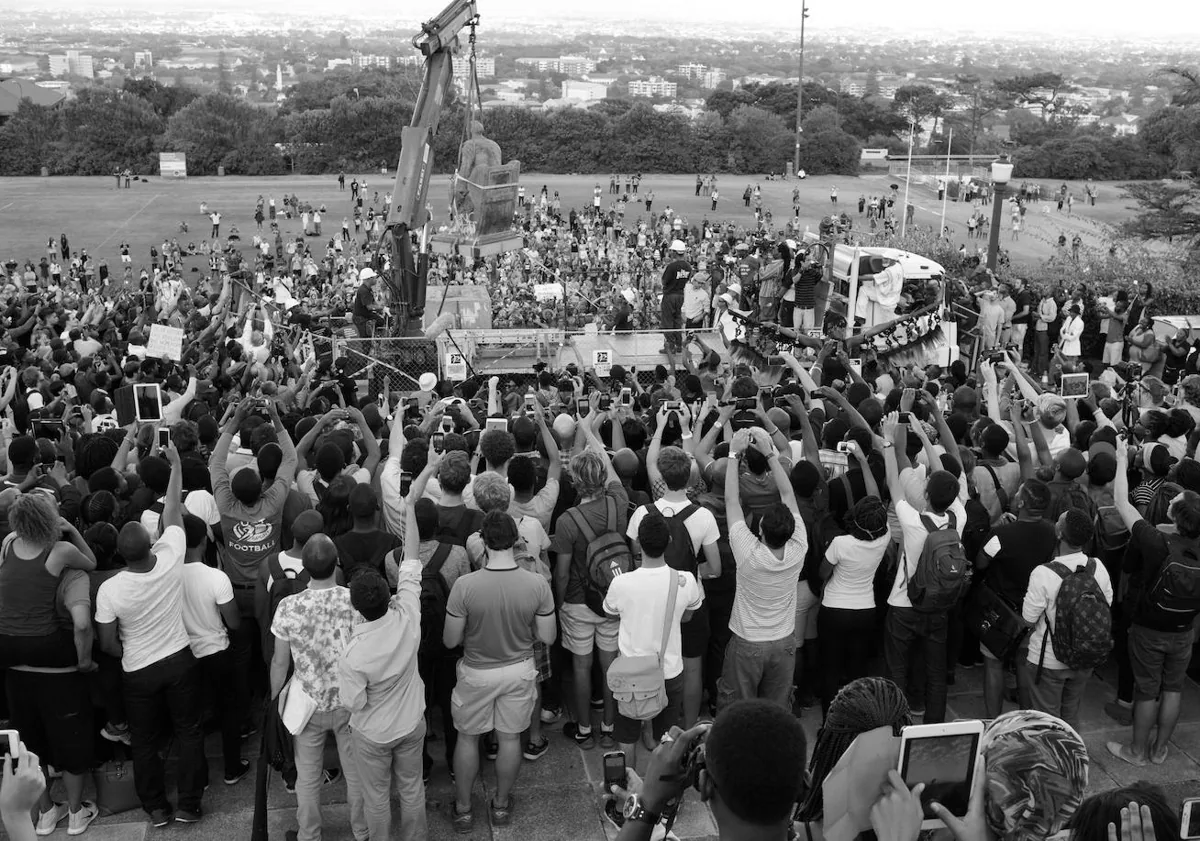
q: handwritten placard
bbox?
[146,325,184,361]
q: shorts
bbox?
[794,307,815,330]
[793,580,819,647]
[450,659,537,736]
[560,602,619,656]
[681,602,710,660]
[533,641,552,683]
[1129,625,1194,702]
[5,670,94,774]
[1103,341,1124,365]
[121,255,131,263]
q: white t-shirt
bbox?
[888,499,967,609]
[626,498,720,558]
[96,525,191,672]
[1022,552,1113,670]
[140,490,221,538]
[823,533,889,610]
[181,562,235,659]
[603,565,703,680]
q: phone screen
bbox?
[602,751,626,792]
[432,432,444,452]
[157,428,170,449]
[900,733,980,819]
[0,731,15,770]
[1186,801,1200,840]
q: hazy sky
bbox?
[15,0,1200,38]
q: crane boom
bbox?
[378,0,478,335]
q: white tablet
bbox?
[897,720,984,830]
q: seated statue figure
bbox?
[452,121,503,224]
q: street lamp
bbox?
[985,154,1014,273]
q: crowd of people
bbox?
[0,175,1195,841]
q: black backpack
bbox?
[267,555,309,622]
[658,503,701,573]
[419,543,454,656]
[1143,535,1200,630]
[906,511,971,613]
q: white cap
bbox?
[670,240,687,253]
[621,288,636,305]
[786,239,798,249]
[718,293,734,305]
[418,372,437,392]
[358,267,377,281]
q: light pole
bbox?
[985,154,1013,273]
[792,0,809,177]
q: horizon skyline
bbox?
[5,0,1200,40]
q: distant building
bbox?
[396,55,423,69]
[514,55,596,76]
[1099,113,1140,136]
[628,76,677,98]
[351,54,393,70]
[562,79,609,101]
[0,79,67,124]
[677,62,707,79]
[453,56,496,79]
[327,58,352,70]
[699,69,726,89]
[48,50,94,79]
[134,50,153,68]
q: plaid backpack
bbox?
[1039,558,1112,677]
[567,497,633,617]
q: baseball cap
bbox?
[669,240,686,253]
[418,372,437,392]
[358,267,377,281]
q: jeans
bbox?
[716,634,796,711]
[353,720,427,841]
[1022,661,1091,730]
[123,648,205,814]
[294,708,367,841]
[884,607,949,724]
[661,293,684,353]
[197,647,242,780]
[818,608,876,710]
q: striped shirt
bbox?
[728,520,807,643]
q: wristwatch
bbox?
[623,793,662,826]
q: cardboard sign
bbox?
[533,282,563,302]
[445,351,467,381]
[593,348,613,377]
[146,325,184,361]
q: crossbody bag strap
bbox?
[658,571,680,664]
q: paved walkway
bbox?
[17,663,1200,841]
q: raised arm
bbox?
[724,432,746,528]
[1112,442,1142,530]
[759,429,798,515]
[346,406,381,476]
[1009,402,1033,482]
[533,406,562,483]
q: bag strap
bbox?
[428,542,453,577]
[658,571,679,664]
[983,464,1009,512]
[839,473,854,508]
[567,506,598,546]
[605,496,617,533]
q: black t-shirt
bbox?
[334,529,400,584]
[661,260,693,296]
[1011,290,1032,325]
[982,519,1057,606]
[352,285,376,320]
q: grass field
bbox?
[0,171,1144,278]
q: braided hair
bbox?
[794,677,912,823]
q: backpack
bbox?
[1048,480,1097,530]
[1039,558,1113,676]
[436,507,484,548]
[1093,505,1130,575]
[1143,535,1200,629]
[419,543,454,657]
[1144,481,1184,528]
[906,511,971,613]
[567,496,633,617]
[267,555,310,625]
[512,517,551,582]
[658,503,701,574]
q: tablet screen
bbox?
[900,733,980,818]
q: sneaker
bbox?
[101,723,132,746]
[490,795,514,827]
[1104,700,1133,727]
[452,805,474,834]
[484,739,499,761]
[523,737,549,761]
[539,706,562,725]
[240,723,258,741]
[909,707,926,718]
[599,725,616,749]
[175,809,202,824]
[322,768,342,786]
[590,697,604,710]
[149,809,174,829]
[67,802,99,836]
[36,803,70,836]
[563,721,594,749]
[223,759,251,786]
